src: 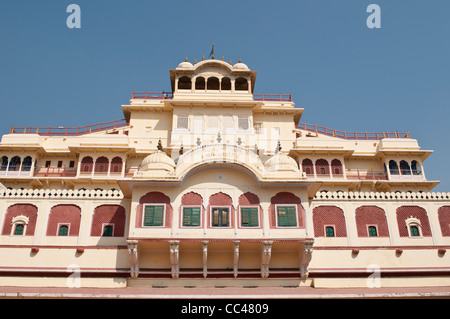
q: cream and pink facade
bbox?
[0,57,449,289]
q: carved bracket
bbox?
[169,240,180,279]
[127,240,139,279]
[299,240,314,279]
[261,241,273,278]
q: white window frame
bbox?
[11,215,29,236]
[57,223,71,236]
[142,203,166,228]
[323,224,336,237]
[405,217,422,238]
[366,224,379,237]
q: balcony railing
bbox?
[253,93,292,101]
[34,167,77,178]
[345,169,388,181]
[10,119,129,137]
[296,122,410,140]
[131,91,173,100]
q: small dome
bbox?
[139,151,176,172]
[177,61,193,69]
[264,152,299,172]
[233,62,249,70]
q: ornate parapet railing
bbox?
[296,122,410,141]
[314,190,450,201]
[0,188,124,199]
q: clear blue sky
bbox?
[0,0,449,191]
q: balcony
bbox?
[0,166,32,177]
[33,167,77,178]
[131,91,173,100]
[346,169,388,181]
[131,91,292,102]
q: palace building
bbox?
[1,56,450,289]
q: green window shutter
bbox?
[183,207,192,226]
[143,206,155,226]
[153,206,164,226]
[144,205,164,226]
[368,226,378,237]
[277,206,296,227]
[286,206,297,226]
[277,207,287,226]
[58,225,68,236]
[183,207,201,227]
[325,226,335,237]
[191,207,200,226]
[249,208,259,227]
[14,224,24,235]
[241,208,250,226]
[241,207,258,227]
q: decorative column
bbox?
[299,239,314,279]
[127,240,139,279]
[261,241,272,278]
[169,240,180,278]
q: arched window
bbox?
[80,156,93,173]
[331,159,343,176]
[110,157,123,174]
[368,226,378,237]
[411,160,422,175]
[22,156,32,171]
[102,225,113,237]
[399,160,411,175]
[221,77,231,90]
[195,77,205,90]
[315,159,329,176]
[235,77,248,91]
[58,225,69,236]
[8,156,21,171]
[302,159,314,176]
[389,160,399,175]
[410,225,420,237]
[14,224,24,235]
[94,156,109,174]
[178,76,191,90]
[325,226,335,237]
[1,156,8,171]
[207,77,220,90]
